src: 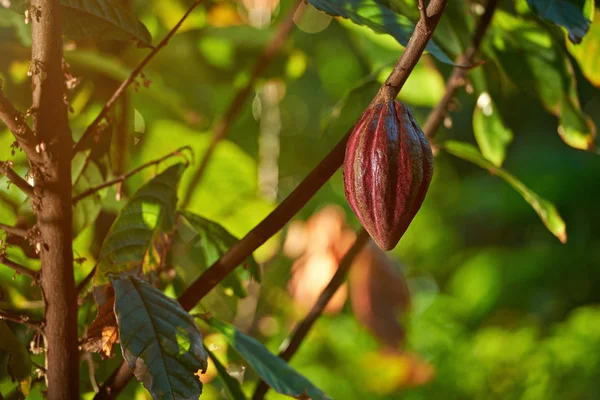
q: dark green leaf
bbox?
[306,0,453,64]
[206,318,330,400]
[443,140,567,243]
[94,164,184,286]
[8,0,152,46]
[472,93,513,167]
[526,0,590,43]
[0,321,32,395]
[206,349,247,400]
[112,275,208,400]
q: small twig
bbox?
[180,0,301,208]
[76,264,97,295]
[0,223,28,238]
[0,88,37,159]
[423,0,499,139]
[0,163,35,198]
[72,0,205,155]
[418,0,429,33]
[72,146,191,204]
[0,256,39,279]
[252,229,370,400]
[0,308,43,331]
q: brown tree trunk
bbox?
[30,0,79,398]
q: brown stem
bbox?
[252,229,370,400]
[72,146,191,204]
[0,256,39,279]
[31,0,78,398]
[72,0,205,155]
[423,0,499,139]
[0,308,44,331]
[0,89,38,160]
[0,164,35,197]
[179,0,300,208]
[94,1,449,397]
[0,223,28,238]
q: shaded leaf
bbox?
[526,0,590,43]
[306,0,453,64]
[206,318,330,400]
[567,10,600,86]
[443,141,567,243]
[94,164,184,287]
[206,349,247,400]
[112,275,208,400]
[72,152,106,237]
[9,0,152,46]
[83,285,118,359]
[0,320,32,395]
[473,92,513,167]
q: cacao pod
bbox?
[343,100,433,251]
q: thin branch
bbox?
[93,1,449,398]
[418,0,429,32]
[252,229,370,400]
[72,146,191,204]
[0,256,39,279]
[76,264,97,295]
[180,0,301,208]
[0,308,43,331]
[72,0,205,155]
[0,88,38,159]
[423,0,499,139]
[0,223,28,238]
[0,162,35,197]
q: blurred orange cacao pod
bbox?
[343,100,434,250]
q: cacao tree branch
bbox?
[0,223,28,238]
[423,0,499,139]
[30,0,79,398]
[0,88,38,160]
[0,256,39,279]
[0,163,35,197]
[71,0,205,155]
[180,0,300,208]
[252,229,371,400]
[0,308,44,331]
[72,146,191,204]
[93,1,449,397]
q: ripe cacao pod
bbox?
[343,100,434,251]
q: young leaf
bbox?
[0,321,32,396]
[443,141,567,243]
[206,318,330,400]
[305,0,453,64]
[94,164,184,287]
[112,275,208,400]
[206,349,247,400]
[473,92,513,167]
[525,0,591,43]
[8,0,152,46]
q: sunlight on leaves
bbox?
[473,92,513,167]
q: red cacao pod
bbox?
[343,100,433,251]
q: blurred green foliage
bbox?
[0,0,600,398]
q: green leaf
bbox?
[443,140,567,243]
[567,10,600,86]
[526,0,590,43]
[0,321,32,396]
[94,164,184,286]
[111,275,208,400]
[71,152,106,237]
[472,93,513,167]
[206,318,330,400]
[305,0,453,64]
[206,349,247,400]
[180,210,261,291]
[8,0,152,46]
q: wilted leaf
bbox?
[443,141,567,243]
[349,240,410,350]
[206,318,330,400]
[473,92,513,167]
[567,10,600,86]
[112,275,208,400]
[0,320,32,395]
[306,0,453,64]
[94,164,184,287]
[9,0,152,46]
[83,285,118,359]
[206,349,247,400]
[526,0,590,43]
